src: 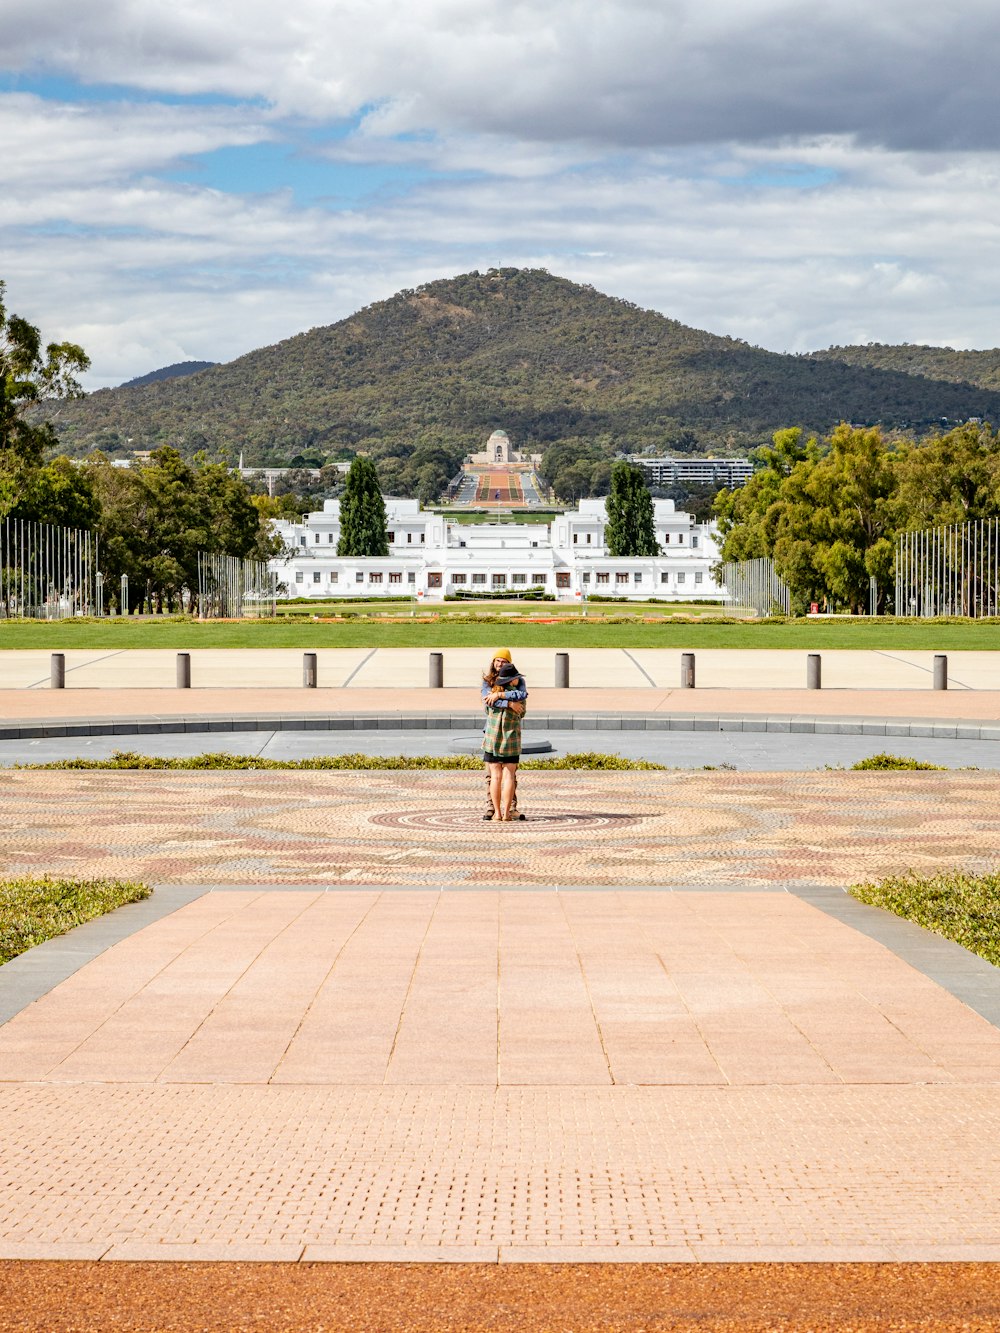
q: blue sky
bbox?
[3,1,999,388]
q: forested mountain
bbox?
[119,361,217,388]
[39,269,1000,467]
[810,344,1000,392]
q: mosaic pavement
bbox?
[1,768,999,886]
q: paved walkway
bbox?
[1,770,1000,1262]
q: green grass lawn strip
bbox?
[19,750,667,771]
[0,877,151,966]
[850,871,1000,968]
[2,617,999,650]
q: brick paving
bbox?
[2,762,1000,1262]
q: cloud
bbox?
[4,0,1000,151]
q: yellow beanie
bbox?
[492,648,512,662]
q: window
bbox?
[586,533,592,544]
[677,534,684,544]
[616,572,629,584]
[472,573,487,585]
[677,572,686,584]
[695,572,703,584]
[313,571,322,583]
[370,572,382,584]
[389,571,402,584]
[582,572,591,585]
[420,533,425,543]
[452,573,467,584]
[356,571,364,583]
[300,536,307,547]
[596,572,610,585]
[295,571,304,584]
[573,533,578,544]
[534,573,547,583]
[512,573,526,585]
[407,533,412,543]
[492,573,506,587]
[314,533,320,544]
[387,531,395,543]
[329,571,338,584]
[428,571,442,588]
[328,533,334,543]
[663,533,670,544]
[407,572,416,584]
[634,572,642,585]
[556,571,570,588]
[692,535,699,548]
[660,572,669,584]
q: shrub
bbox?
[851,753,945,771]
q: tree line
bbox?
[715,421,1000,613]
[2,283,279,613]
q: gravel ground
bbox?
[2,1262,1000,1332]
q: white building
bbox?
[272,497,726,603]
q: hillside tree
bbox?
[605,461,659,556]
[337,456,389,556]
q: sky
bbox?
[3,0,1000,389]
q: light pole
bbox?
[120,573,128,616]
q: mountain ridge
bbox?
[41,269,1000,466]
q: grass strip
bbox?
[0,877,151,966]
[18,750,667,772]
[850,753,945,770]
[850,871,1000,968]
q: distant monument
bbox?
[470,428,527,466]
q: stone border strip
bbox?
[3,711,999,741]
[0,886,205,1025]
[792,886,1000,1029]
[3,881,998,1031]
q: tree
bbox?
[337,456,389,556]
[1,281,90,459]
[604,460,659,556]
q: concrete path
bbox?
[2,769,1000,1262]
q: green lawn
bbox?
[850,871,1000,967]
[0,877,151,966]
[0,616,998,649]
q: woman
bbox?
[482,651,525,822]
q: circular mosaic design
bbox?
[368,809,643,831]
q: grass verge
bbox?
[18,750,667,771]
[0,877,151,966]
[850,753,945,770]
[850,871,1000,967]
[1,615,999,649]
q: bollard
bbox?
[429,652,443,688]
[50,652,65,690]
[303,651,317,689]
[680,652,695,689]
[933,654,948,691]
[807,653,822,690]
[555,652,570,688]
[176,652,191,689]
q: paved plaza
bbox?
[1,759,999,1264]
[1,652,1000,1274]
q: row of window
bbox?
[295,569,706,587]
[570,533,698,546]
[303,531,426,545]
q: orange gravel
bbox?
[3,1262,1000,1331]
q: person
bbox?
[481,650,526,822]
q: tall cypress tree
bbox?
[337,457,389,556]
[604,461,659,556]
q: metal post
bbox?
[176,652,191,689]
[429,652,443,688]
[303,651,318,688]
[807,653,822,690]
[555,652,569,688]
[680,652,695,688]
[933,654,948,691]
[51,652,65,689]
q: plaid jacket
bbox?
[482,696,524,758]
